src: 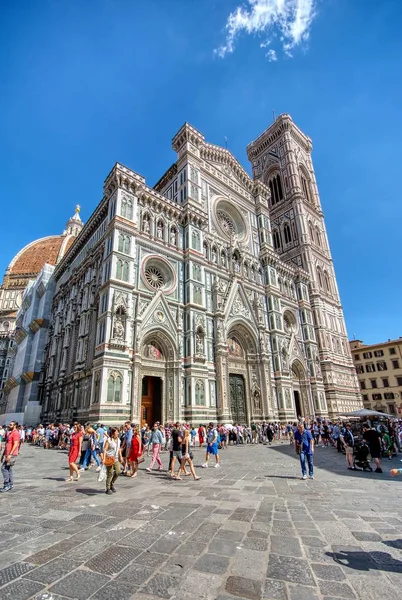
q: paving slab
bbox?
[1,441,402,600]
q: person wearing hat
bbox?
[201,422,220,468]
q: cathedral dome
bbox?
[5,206,83,281]
[7,235,75,278]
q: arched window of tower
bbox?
[283,223,292,245]
[316,266,323,288]
[309,221,315,244]
[315,226,322,247]
[268,172,284,206]
[324,271,331,294]
[299,165,313,204]
[272,229,281,251]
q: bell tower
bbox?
[247,114,362,416]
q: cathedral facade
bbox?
[41,115,362,426]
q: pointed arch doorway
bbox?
[292,361,308,418]
[141,376,162,427]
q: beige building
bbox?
[38,114,362,426]
[349,339,402,416]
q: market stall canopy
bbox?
[342,408,392,418]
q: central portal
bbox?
[141,376,162,427]
[294,390,302,418]
[229,374,247,424]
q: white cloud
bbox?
[266,49,277,61]
[215,0,317,59]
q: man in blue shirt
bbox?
[294,423,314,480]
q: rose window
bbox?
[145,265,165,290]
[217,210,236,236]
[142,255,177,294]
[213,198,248,243]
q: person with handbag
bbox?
[1,421,20,492]
[102,427,123,495]
[294,423,314,480]
[128,425,143,478]
[174,429,201,481]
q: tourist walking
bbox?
[294,423,314,480]
[198,424,205,447]
[169,422,183,477]
[102,427,123,494]
[340,422,355,470]
[121,421,133,474]
[66,422,83,482]
[201,422,220,468]
[1,421,20,492]
[362,423,383,473]
[128,426,143,478]
[146,423,164,472]
[175,429,201,480]
[81,425,101,471]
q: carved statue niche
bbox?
[112,305,127,343]
[170,227,177,246]
[156,220,164,239]
[251,383,262,411]
[142,213,150,233]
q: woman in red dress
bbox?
[67,423,83,482]
[129,426,143,478]
[198,424,205,447]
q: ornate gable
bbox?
[224,280,258,329]
[138,291,177,337]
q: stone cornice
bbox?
[247,114,312,160]
[200,142,254,192]
[154,163,178,192]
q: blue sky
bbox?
[1,0,401,344]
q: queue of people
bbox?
[2,416,402,492]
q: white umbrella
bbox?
[342,408,392,418]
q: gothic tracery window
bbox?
[283,223,292,245]
[324,271,331,293]
[121,197,133,219]
[116,259,129,281]
[107,372,122,402]
[268,173,284,206]
[315,226,322,247]
[273,229,281,251]
[195,380,205,405]
[118,233,131,254]
[309,221,315,244]
[317,267,323,288]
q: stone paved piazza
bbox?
[1,441,402,600]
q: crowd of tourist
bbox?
[1,416,402,493]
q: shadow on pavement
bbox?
[75,488,105,495]
[383,539,402,550]
[328,548,402,573]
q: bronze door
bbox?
[229,374,246,423]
